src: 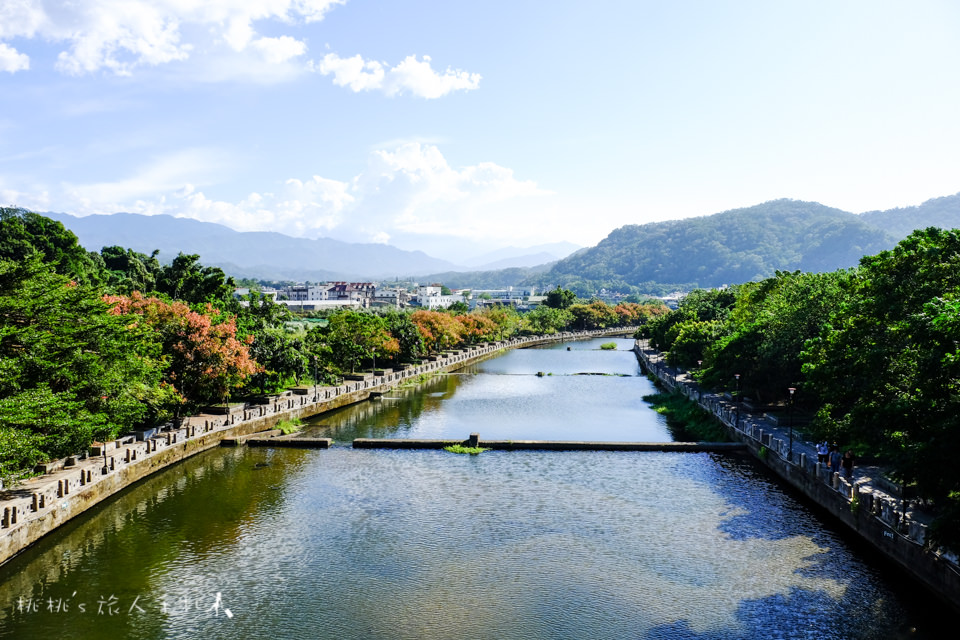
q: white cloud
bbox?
[386,55,481,98]
[0,1,481,97]
[62,148,233,211]
[313,53,385,92]
[16,143,552,246]
[250,36,307,64]
[313,53,481,98]
[0,43,29,72]
[0,0,343,76]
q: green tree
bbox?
[100,246,163,294]
[523,305,574,335]
[544,286,576,309]
[247,329,307,392]
[317,311,398,373]
[701,271,850,401]
[0,207,102,285]
[0,255,169,479]
[382,311,426,363]
[801,229,960,547]
[155,253,235,306]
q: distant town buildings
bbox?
[469,286,537,309]
[235,282,375,311]
[234,282,545,312]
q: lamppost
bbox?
[734,373,741,429]
[696,361,703,401]
[100,395,109,474]
[788,387,796,463]
[312,355,318,387]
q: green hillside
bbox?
[534,199,897,293]
[860,193,960,239]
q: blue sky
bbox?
[2,1,960,262]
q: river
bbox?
[0,337,947,638]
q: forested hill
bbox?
[860,193,960,239]
[534,200,899,292]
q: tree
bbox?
[568,300,617,330]
[0,255,169,479]
[701,271,850,401]
[155,253,235,306]
[382,311,426,363]
[456,313,499,344]
[801,229,960,537]
[105,293,259,414]
[316,311,398,373]
[0,207,102,286]
[100,246,163,294]
[478,306,520,340]
[411,310,465,354]
[544,286,576,309]
[247,329,307,392]
[523,305,574,335]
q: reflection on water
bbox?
[301,337,671,442]
[0,337,945,639]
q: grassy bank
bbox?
[643,392,730,442]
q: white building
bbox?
[415,284,465,309]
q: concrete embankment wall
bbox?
[633,341,960,612]
[0,328,632,567]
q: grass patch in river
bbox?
[444,444,491,455]
[276,418,302,435]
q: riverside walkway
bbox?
[0,328,633,566]
[634,339,960,610]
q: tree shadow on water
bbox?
[643,586,922,640]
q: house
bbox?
[372,287,411,308]
[415,284,465,309]
[326,282,376,308]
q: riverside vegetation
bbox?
[0,207,665,484]
[638,227,960,551]
[642,392,729,442]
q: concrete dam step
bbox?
[351,438,746,452]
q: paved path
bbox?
[634,340,936,536]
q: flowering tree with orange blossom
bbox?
[411,310,465,354]
[105,292,259,416]
[613,302,669,326]
[456,313,499,344]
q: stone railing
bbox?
[633,339,960,609]
[0,327,635,565]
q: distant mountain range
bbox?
[41,192,960,292]
[526,193,960,294]
[43,212,579,281]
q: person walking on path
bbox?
[817,441,830,464]
[829,445,842,474]
[841,450,855,479]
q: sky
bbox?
[2,0,960,262]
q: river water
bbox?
[0,338,947,639]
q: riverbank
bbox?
[0,329,633,567]
[633,339,960,612]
